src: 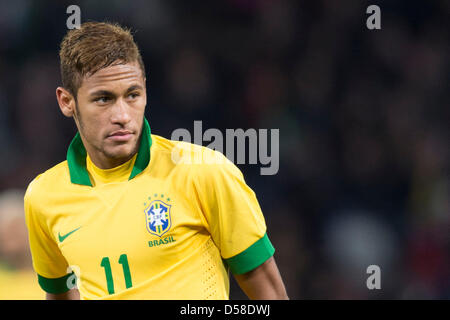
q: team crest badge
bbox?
[145,199,172,237]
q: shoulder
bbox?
[150,134,243,182]
[152,133,236,166]
[24,161,70,209]
[151,134,210,160]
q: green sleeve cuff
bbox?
[225,233,275,275]
[38,272,74,294]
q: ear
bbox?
[56,87,76,118]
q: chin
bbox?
[104,143,137,160]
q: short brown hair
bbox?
[59,21,145,97]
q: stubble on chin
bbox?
[102,133,140,162]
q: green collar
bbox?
[67,118,152,186]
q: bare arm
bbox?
[46,288,80,300]
[234,256,289,300]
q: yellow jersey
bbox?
[24,119,274,299]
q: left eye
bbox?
[128,93,140,99]
[96,97,110,103]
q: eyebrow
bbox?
[90,90,114,98]
[89,85,144,97]
[126,85,144,93]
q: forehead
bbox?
[79,61,145,94]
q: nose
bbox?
[110,98,131,126]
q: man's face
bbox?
[74,61,146,168]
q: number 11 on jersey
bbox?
[100,254,133,294]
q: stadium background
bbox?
[0,0,448,299]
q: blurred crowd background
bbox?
[0,0,448,299]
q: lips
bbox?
[107,130,134,142]
[109,130,133,136]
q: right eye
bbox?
[94,96,111,104]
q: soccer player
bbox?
[24,22,288,300]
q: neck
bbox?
[88,151,137,169]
